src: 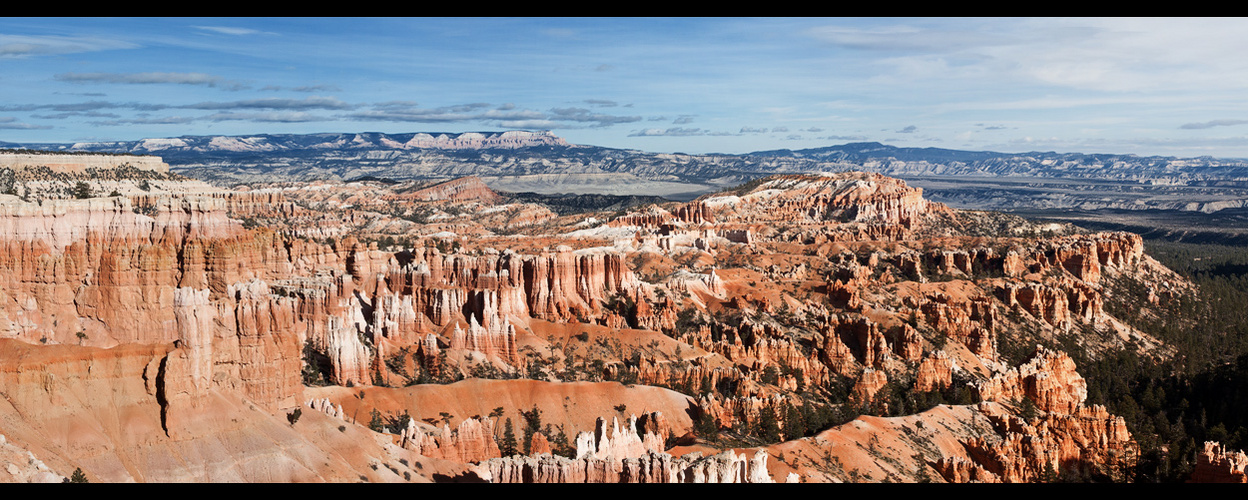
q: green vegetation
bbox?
[520,406,542,455]
[301,343,330,386]
[368,408,385,433]
[0,148,156,157]
[1031,240,1248,482]
[501,417,518,457]
[73,181,91,199]
[65,467,89,483]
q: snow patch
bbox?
[207,136,277,152]
[137,138,188,151]
[563,225,640,239]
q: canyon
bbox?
[0,148,1238,483]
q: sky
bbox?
[4,17,1248,158]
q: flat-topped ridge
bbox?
[0,151,169,174]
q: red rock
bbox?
[914,350,954,393]
[852,368,888,403]
[476,448,775,483]
[389,176,502,204]
[574,414,665,461]
[973,347,1088,415]
[1190,441,1248,483]
[400,416,502,463]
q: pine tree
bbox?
[73,181,91,199]
[520,406,542,455]
[758,406,782,443]
[68,467,88,483]
[782,401,806,440]
[694,410,720,440]
[501,418,518,456]
[489,406,506,439]
[368,408,385,433]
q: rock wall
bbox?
[574,414,666,461]
[1190,441,1248,483]
[476,449,774,483]
[973,347,1088,414]
[402,130,568,150]
[400,416,501,464]
[0,153,168,174]
[392,176,502,203]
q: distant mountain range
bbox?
[0,130,569,155]
[5,131,1248,209]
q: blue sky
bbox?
[4,17,1248,158]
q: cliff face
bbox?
[476,449,775,483]
[400,131,569,150]
[389,176,502,204]
[0,339,437,483]
[974,347,1088,414]
[400,417,502,464]
[574,414,668,461]
[1190,441,1248,483]
[0,169,1191,484]
[0,196,346,410]
[699,173,940,229]
[0,153,169,174]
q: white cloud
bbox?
[192,26,276,36]
[0,34,136,58]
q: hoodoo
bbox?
[0,166,1227,484]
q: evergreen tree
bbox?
[758,406,782,443]
[489,406,506,439]
[520,406,542,455]
[782,401,806,440]
[73,181,91,199]
[501,418,518,456]
[548,424,574,458]
[67,468,88,483]
[368,408,385,433]
[694,410,720,440]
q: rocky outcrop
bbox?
[476,449,774,483]
[933,456,1000,483]
[996,279,1103,331]
[623,354,745,397]
[810,312,922,379]
[925,347,1136,483]
[699,173,940,231]
[695,393,792,433]
[383,245,641,328]
[1035,233,1144,284]
[449,314,519,365]
[400,416,501,464]
[0,152,168,174]
[305,397,346,420]
[974,347,1087,414]
[401,130,569,150]
[912,291,997,359]
[1190,441,1248,483]
[574,414,666,461]
[0,433,66,483]
[852,368,889,403]
[390,176,502,203]
[914,350,954,393]
[957,403,1134,483]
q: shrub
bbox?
[67,468,88,483]
[73,181,91,199]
